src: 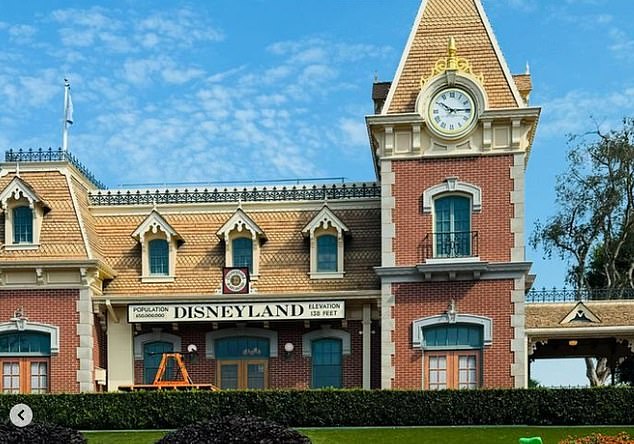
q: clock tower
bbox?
[367,0,540,389]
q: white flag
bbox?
[65,87,74,125]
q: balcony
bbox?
[526,288,634,303]
[420,231,479,261]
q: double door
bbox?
[217,360,267,389]
[1,358,48,394]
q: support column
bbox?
[76,288,94,392]
[107,306,134,391]
[362,303,372,389]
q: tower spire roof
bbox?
[383,0,524,114]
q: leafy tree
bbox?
[531,118,634,386]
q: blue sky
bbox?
[2,0,634,386]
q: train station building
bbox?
[0,0,545,393]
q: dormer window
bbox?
[0,177,50,251]
[232,237,253,274]
[217,208,266,279]
[316,234,337,272]
[132,210,184,283]
[149,239,169,275]
[13,206,33,244]
[302,205,349,279]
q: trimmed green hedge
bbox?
[0,388,632,430]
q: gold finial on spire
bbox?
[447,37,458,70]
[420,37,484,88]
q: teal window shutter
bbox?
[312,338,342,388]
[143,341,173,384]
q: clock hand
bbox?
[438,102,455,113]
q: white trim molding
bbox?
[133,329,182,360]
[302,327,351,357]
[0,176,50,249]
[0,321,60,354]
[205,327,278,359]
[412,314,492,348]
[132,210,183,282]
[217,208,266,278]
[422,177,482,213]
[302,205,349,279]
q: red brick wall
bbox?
[0,289,80,393]
[132,321,373,389]
[392,155,514,265]
[391,280,514,389]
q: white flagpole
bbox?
[62,79,73,152]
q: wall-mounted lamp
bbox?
[568,340,578,347]
[284,342,294,359]
[10,307,28,331]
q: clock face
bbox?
[428,87,476,137]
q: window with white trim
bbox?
[422,177,481,260]
[217,209,266,279]
[132,210,183,283]
[302,206,349,279]
[0,177,50,250]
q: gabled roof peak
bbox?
[302,205,350,237]
[132,209,183,245]
[0,176,50,211]
[216,208,266,241]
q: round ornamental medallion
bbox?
[224,268,248,293]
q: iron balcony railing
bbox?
[88,182,381,206]
[421,231,478,260]
[5,148,106,189]
[526,287,634,303]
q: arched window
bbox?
[143,341,173,384]
[232,238,253,274]
[148,239,169,275]
[13,206,33,244]
[434,195,471,257]
[0,331,51,394]
[312,338,342,388]
[316,235,337,272]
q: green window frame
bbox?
[312,338,342,388]
[143,341,173,384]
[232,238,253,273]
[434,195,471,257]
[422,324,483,350]
[13,206,33,244]
[0,332,51,356]
[215,336,270,359]
[149,239,169,275]
[316,234,337,272]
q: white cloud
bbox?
[339,118,368,148]
[540,88,634,136]
[8,24,37,43]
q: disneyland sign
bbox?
[127,301,345,323]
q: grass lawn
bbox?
[83,427,634,444]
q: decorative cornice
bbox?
[216,208,266,242]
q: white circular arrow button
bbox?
[9,403,33,427]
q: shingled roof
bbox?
[384,0,524,114]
